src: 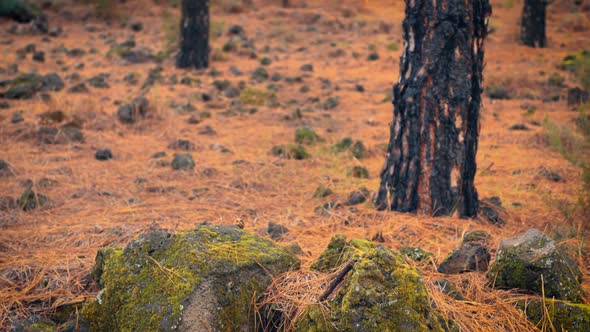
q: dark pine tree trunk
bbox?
[177,0,209,69]
[520,0,549,47]
[375,0,491,218]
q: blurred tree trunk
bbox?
[282,0,289,8]
[520,0,549,47]
[375,0,491,218]
[177,0,209,69]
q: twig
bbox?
[319,261,355,302]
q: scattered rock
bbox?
[81,224,299,331]
[0,72,64,99]
[313,184,332,198]
[322,96,340,110]
[344,187,370,205]
[95,149,113,161]
[367,52,379,61]
[509,123,529,131]
[252,67,269,82]
[486,85,511,99]
[437,243,490,274]
[300,63,313,72]
[87,74,109,88]
[270,144,309,160]
[11,110,23,123]
[198,125,217,136]
[268,221,289,240]
[487,229,586,302]
[18,185,48,211]
[400,247,434,262]
[68,82,89,93]
[130,22,143,32]
[228,25,245,36]
[350,140,367,159]
[433,279,465,300]
[117,96,150,124]
[462,230,492,246]
[0,197,17,211]
[567,87,589,106]
[351,166,369,178]
[32,51,45,62]
[168,139,195,151]
[151,151,166,159]
[479,199,505,226]
[0,160,15,177]
[538,167,564,182]
[171,154,195,170]
[9,315,56,332]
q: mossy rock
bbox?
[270,144,310,160]
[295,235,443,331]
[487,229,585,303]
[82,224,300,331]
[0,73,64,99]
[400,247,434,262]
[9,315,56,332]
[517,299,590,331]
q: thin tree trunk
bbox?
[376,0,491,218]
[520,0,549,47]
[177,0,209,69]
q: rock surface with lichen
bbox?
[487,229,585,303]
[81,224,300,331]
[294,235,443,331]
[517,299,590,330]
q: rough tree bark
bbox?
[375,0,491,218]
[520,0,549,47]
[177,0,209,69]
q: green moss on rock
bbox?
[487,229,585,303]
[517,299,590,331]
[298,235,442,331]
[82,224,299,331]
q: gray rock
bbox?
[487,229,586,302]
[438,244,490,274]
[171,154,195,170]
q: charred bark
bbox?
[376,0,491,218]
[520,0,549,47]
[177,0,209,69]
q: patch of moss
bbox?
[298,236,442,331]
[400,247,433,262]
[295,126,322,145]
[82,224,299,331]
[270,144,310,160]
[517,299,590,330]
[239,87,274,106]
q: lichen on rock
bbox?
[81,224,300,331]
[295,235,442,331]
[517,298,590,330]
[487,229,586,303]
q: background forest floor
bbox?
[0,0,589,329]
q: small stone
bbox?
[11,111,24,123]
[152,151,166,158]
[355,84,365,92]
[509,123,529,131]
[168,139,195,151]
[323,96,340,110]
[0,160,15,177]
[228,25,245,36]
[32,51,45,62]
[400,247,433,262]
[198,125,217,136]
[367,52,379,61]
[130,22,143,32]
[187,115,201,124]
[171,154,195,170]
[87,74,109,88]
[462,230,492,246]
[437,244,490,274]
[260,57,272,66]
[68,82,89,93]
[344,187,370,205]
[95,149,113,161]
[300,63,313,72]
[351,166,369,179]
[252,67,269,82]
[313,184,332,198]
[268,221,289,240]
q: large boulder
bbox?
[487,229,585,303]
[81,224,300,331]
[294,235,442,331]
[0,0,40,23]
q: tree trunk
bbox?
[520,0,549,47]
[375,0,491,218]
[177,0,209,69]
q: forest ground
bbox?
[0,0,589,329]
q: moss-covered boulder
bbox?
[517,299,590,331]
[487,229,585,303]
[9,315,56,332]
[82,224,300,331]
[0,73,64,99]
[295,235,442,331]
